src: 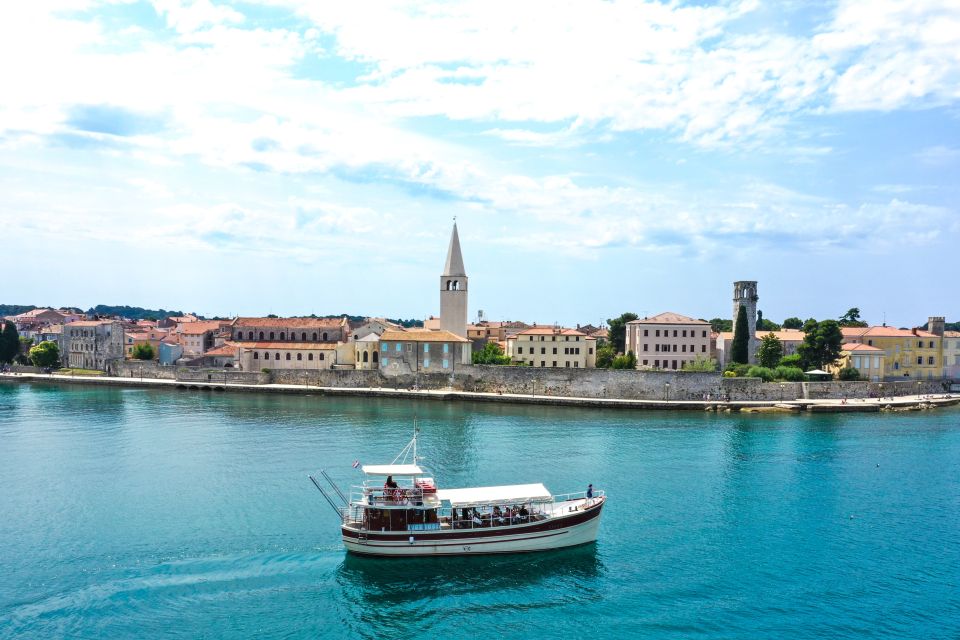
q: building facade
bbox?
[715,329,805,368]
[827,343,887,381]
[439,223,468,338]
[841,326,943,379]
[238,342,338,370]
[942,331,960,379]
[230,317,348,343]
[506,327,597,368]
[732,281,759,364]
[627,312,711,370]
[379,330,471,374]
[63,320,125,370]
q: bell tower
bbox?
[440,222,468,337]
[733,280,759,364]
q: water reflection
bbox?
[334,544,604,633]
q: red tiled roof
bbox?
[628,312,710,325]
[204,344,239,356]
[66,320,114,327]
[516,327,587,336]
[180,321,227,335]
[841,326,938,339]
[843,342,884,352]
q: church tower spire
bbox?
[440,222,468,337]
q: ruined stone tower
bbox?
[733,281,759,364]
[927,316,945,336]
[440,222,468,338]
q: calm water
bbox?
[1,383,958,639]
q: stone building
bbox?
[348,318,404,341]
[626,312,711,370]
[353,333,381,370]
[732,281,759,364]
[841,325,943,380]
[439,223,468,338]
[238,342,338,371]
[178,320,228,356]
[506,326,597,368]
[63,320,124,370]
[826,343,886,381]
[378,329,471,374]
[230,317,348,343]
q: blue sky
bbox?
[1,0,957,327]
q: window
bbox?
[643,359,648,365]
[553,348,557,354]
[682,330,687,337]
[643,329,648,337]
[928,357,935,365]
[275,353,280,360]
[574,362,579,368]
[867,340,873,346]
[654,360,660,368]
[320,353,324,360]
[929,341,934,348]
[259,331,264,340]
[702,331,707,337]
[682,345,687,353]
[565,362,570,368]
[280,332,285,340]
[442,359,449,369]
[673,330,677,337]
[424,344,430,353]
[894,362,899,370]
[672,345,677,352]
[405,343,413,352]
[302,332,307,340]
[286,353,291,360]
[656,330,660,337]
[552,361,557,367]
[672,360,677,369]
[444,343,449,353]
[917,356,923,365]
[518,347,523,354]
[395,343,401,352]
[381,357,387,365]
[270,332,275,340]
[541,361,546,367]
[655,345,660,352]
[253,352,259,360]
[297,353,302,361]
[312,332,318,340]
[702,345,706,353]
[424,358,430,367]
[541,347,546,354]
[308,353,314,361]
[323,332,328,341]
[589,348,593,354]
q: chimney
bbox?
[911,328,918,336]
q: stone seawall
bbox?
[111,361,952,401]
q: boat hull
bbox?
[342,498,604,557]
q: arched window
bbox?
[297,353,302,361]
[308,353,314,361]
[269,332,275,340]
[312,332,317,341]
[280,332,285,340]
[286,353,291,360]
[320,353,325,361]
[254,352,259,360]
[264,352,269,360]
[363,351,369,363]
[259,331,264,340]
[272,353,278,360]
[301,332,306,340]
[322,332,328,341]
[372,351,378,363]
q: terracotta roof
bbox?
[232,317,344,328]
[238,342,338,350]
[718,330,805,341]
[380,330,469,343]
[843,342,884,352]
[841,326,938,339]
[180,321,227,335]
[66,320,114,327]
[943,331,960,338]
[204,343,239,356]
[628,312,710,325]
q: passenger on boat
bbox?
[492,506,504,526]
[519,505,529,522]
[384,475,399,503]
[587,483,593,499]
[472,509,482,527]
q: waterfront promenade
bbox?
[2,371,956,413]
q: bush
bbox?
[724,362,751,377]
[722,370,737,378]
[682,356,718,372]
[746,366,775,382]
[774,366,806,381]
[838,367,861,381]
[779,354,802,368]
[131,343,155,360]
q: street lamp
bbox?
[780,383,785,401]
[917,380,922,399]
[665,382,670,401]
[879,383,884,401]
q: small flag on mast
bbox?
[352,460,360,469]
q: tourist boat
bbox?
[309,431,605,557]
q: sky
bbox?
[1,0,958,328]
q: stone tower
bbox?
[732,281,759,364]
[440,222,468,337]
[927,316,945,336]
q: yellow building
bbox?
[827,343,886,381]
[841,326,943,380]
[506,327,597,368]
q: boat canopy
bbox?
[362,464,424,476]
[437,483,551,507]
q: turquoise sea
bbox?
[1,382,958,639]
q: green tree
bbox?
[838,307,868,327]
[606,313,638,353]
[682,356,717,372]
[471,341,511,365]
[709,318,732,333]
[595,343,615,368]
[29,341,60,368]
[797,319,843,370]
[131,343,156,360]
[782,317,803,330]
[838,367,861,381]
[779,354,803,368]
[731,304,750,364]
[774,365,806,381]
[756,333,783,368]
[610,351,637,370]
[756,310,781,331]
[0,321,20,364]
[746,366,775,382]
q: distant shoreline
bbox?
[3,372,958,414]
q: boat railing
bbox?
[551,489,605,504]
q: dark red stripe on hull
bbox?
[342,499,604,542]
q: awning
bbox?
[361,464,424,476]
[437,483,551,507]
[805,369,831,375]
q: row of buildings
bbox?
[5,227,958,381]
